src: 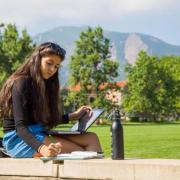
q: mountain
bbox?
[33,26,180,85]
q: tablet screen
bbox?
[71,108,104,132]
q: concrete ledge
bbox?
[60,158,180,180]
[1,158,180,180]
[0,176,58,180]
[0,158,60,177]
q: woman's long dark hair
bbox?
[0,42,66,128]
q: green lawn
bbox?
[89,122,180,159]
[1,122,180,159]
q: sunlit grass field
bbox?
[89,122,180,159]
[1,122,180,159]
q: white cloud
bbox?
[0,0,179,34]
[111,0,174,12]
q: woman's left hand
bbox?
[69,106,92,120]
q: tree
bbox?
[158,56,180,119]
[122,51,180,121]
[64,27,119,110]
[122,51,161,120]
[0,23,35,87]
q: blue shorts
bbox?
[3,124,46,158]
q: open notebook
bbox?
[46,108,104,135]
[40,151,104,161]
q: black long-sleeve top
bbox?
[3,77,69,151]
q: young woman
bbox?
[0,42,102,158]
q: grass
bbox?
[1,122,180,159]
[89,122,180,159]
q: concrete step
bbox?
[60,158,180,180]
[1,158,180,180]
[0,158,62,177]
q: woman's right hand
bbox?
[69,106,92,120]
[39,142,62,157]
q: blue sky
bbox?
[0,0,179,45]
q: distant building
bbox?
[67,81,127,105]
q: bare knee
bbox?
[84,132,102,152]
[86,132,99,141]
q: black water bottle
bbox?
[111,110,124,160]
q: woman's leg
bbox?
[33,132,102,157]
[60,132,102,152]
[33,135,85,157]
[44,136,85,153]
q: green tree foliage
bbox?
[64,27,119,110]
[0,23,34,87]
[159,56,180,117]
[123,51,160,120]
[122,51,180,121]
